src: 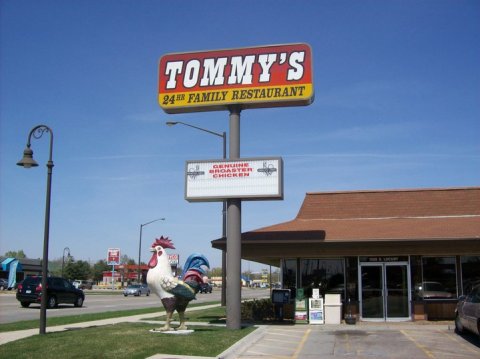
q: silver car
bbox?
[123,284,150,297]
[455,284,480,338]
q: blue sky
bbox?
[1,0,479,271]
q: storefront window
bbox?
[281,259,297,296]
[345,257,358,301]
[461,256,480,295]
[300,259,345,299]
[417,257,457,299]
[410,256,422,301]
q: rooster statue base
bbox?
[146,236,210,332]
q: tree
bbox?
[48,258,63,276]
[3,250,27,258]
[120,254,136,265]
[64,259,91,280]
[91,260,110,282]
[208,267,223,277]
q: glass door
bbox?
[360,265,384,319]
[385,264,409,319]
[360,262,410,321]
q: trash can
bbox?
[324,294,342,324]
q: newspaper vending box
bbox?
[309,297,324,324]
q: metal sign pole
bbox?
[111,264,115,290]
[226,106,242,329]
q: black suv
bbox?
[16,276,85,309]
[199,283,213,293]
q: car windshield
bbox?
[128,285,140,288]
[424,282,445,291]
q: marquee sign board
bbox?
[107,248,120,266]
[168,254,180,266]
[185,157,283,202]
[158,43,313,113]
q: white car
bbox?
[123,284,150,297]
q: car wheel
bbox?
[47,296,57,309]
[0,285,5,290]
[147,291,150,296]
[124,294,128,297]
[455,314,464,334]
[20,301,30,308]
[74,296,84,307]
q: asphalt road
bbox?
[0,287,270,324]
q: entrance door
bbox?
[360,262,410,321]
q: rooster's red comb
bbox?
[151,236,175,249]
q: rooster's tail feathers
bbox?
[181,253,210,278]
[183,269,204,286]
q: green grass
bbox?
[0,301,219,333]
[0,322,255,358]
[0,302,256,358]
[151,305,227,324]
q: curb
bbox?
[216,325,268,359]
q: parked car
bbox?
[0,278,8,290]
[455,284,480,338]
[415,281,455,299]
[123,284,150,296]
[80,281,93,290]
[16,276,85,309]
[72,280,93,290]
[199,283,212,294]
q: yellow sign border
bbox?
[159,84,313,112]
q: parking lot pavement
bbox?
[224,322,480,359]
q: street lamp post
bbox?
[62,247,70,277]
[17,124,54,335]
[138,218,165,282]
[166,120,227,306]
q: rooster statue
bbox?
[146,236,210,332]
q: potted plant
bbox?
[345,298,356,325]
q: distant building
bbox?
[0,257,42,288]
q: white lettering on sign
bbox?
[288,51,305,80]
[184,60,201,88]
[164,51,306,90]
[200,57,228,86]
[165,61,183,89]
[227,55,255,85]
[258,53,277,82]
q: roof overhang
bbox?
[211,216,480,266]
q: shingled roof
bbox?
[211,187,480,265]
[248,187,480,241]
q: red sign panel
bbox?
[158,43,314,113]
[107,248,120,265]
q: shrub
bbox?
[241,298,274,322]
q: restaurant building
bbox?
[212,187,480,321]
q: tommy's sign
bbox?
[185,157,283,201]
[158,44,313,113]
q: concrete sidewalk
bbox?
[145,320,480,359]
[216,321,480,359]
[2,310,479,359]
